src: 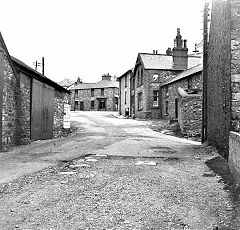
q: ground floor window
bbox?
[74,101,79,110]
[165,101,169,115]
[153,91,159,107]
[138,92,143,110]
[91,100,95,109]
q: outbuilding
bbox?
[0,33,70,151]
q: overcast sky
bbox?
[0,0,204,83]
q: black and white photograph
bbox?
[0,0,240,229]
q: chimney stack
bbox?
[166,47,173,56]
[102,73,112,81]
[172,28,188,70]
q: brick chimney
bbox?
[172,28,188,70]
[102,73,112,81]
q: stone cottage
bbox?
[70,74,119,111]
[0,32,70,151]
[160,64,203,137]
[130,28,202,119]
[117,69,132,117]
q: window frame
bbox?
[138,92,143,110]
[91,89,94,97]
[101,88,104,96]
[165,101,169,115]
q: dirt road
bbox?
[0,111,238,229]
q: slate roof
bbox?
[72,80,118,90]
[117,69,133,80]
[11,56,69,93]
[161,63,203,86]
[139,53,202,70]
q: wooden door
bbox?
[31,79,54,140]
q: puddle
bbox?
[135,161,157,166]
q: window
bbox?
[125,91,127,104]
[91,100,95,109]
[165,85,169,97]
[153,74,159,82]
[165,101,169,115]
[125,76,127,87]
[75,90,78,97]
[153,91,159,107]
[138,92,143,110]
[101,88,104,96]
[91,89,94,97]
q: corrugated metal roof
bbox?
[72,80,118,90]
[161,63,203,86]
[139,53,202,70]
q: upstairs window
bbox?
[125,91,127,104]
[125,76,127,87]
[91,89,94,97]
[75,90,78,97]
[101,88,104,96]
[153,91,159,107]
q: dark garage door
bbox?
[31,79,54,141]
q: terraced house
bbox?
[70,74,119,111]
[130,28,202,119]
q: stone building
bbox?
[70,74,119,111]
[130,28,202,119]
[117,69,132,117]
[160,64,202,137]
[0,33,70,151]
[204,0,239,158]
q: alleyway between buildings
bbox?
[0,112,240,229]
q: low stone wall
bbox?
[179,95,202,137]
[229,131,240,184]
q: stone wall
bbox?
[1,52,19,150]
[231,0,240,132]
[161,72,202,120]
[53,91,69,137]
[73,87,118,111]
[229,131,240,184]
[18,72,31,145]
[206,0,231,157]
[179,95,202,137]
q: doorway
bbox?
[80,101,84,111]
[99,99,106,110]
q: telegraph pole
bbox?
[202,1,210,143]
[42,57,45,75]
